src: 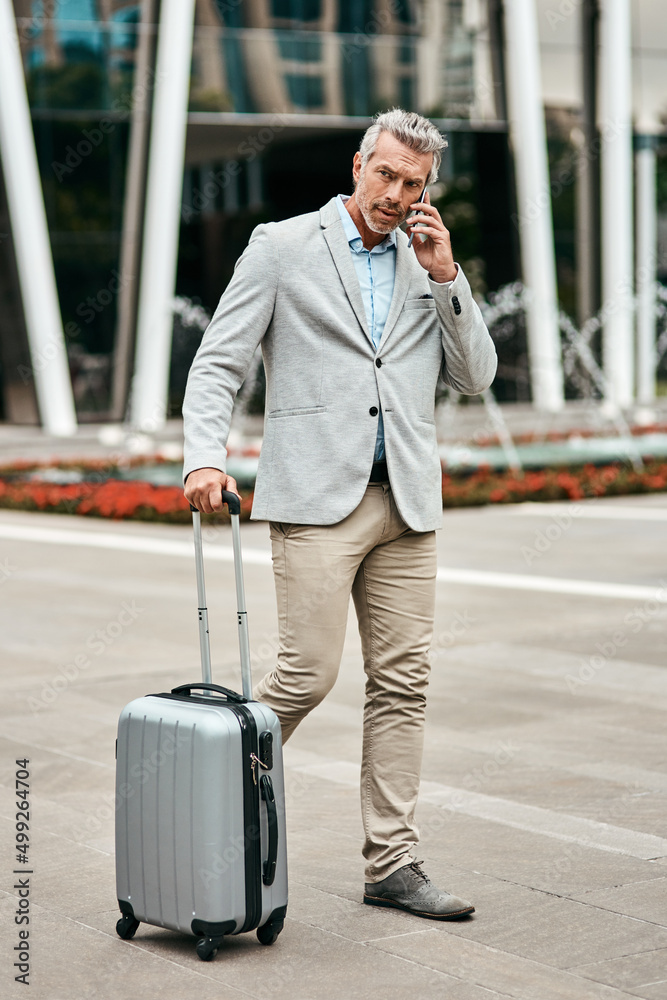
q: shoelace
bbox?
[406,860,431,886]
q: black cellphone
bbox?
[407,184,428,248]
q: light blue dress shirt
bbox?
[336,194,396,462]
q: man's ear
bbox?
[352,151,362,185]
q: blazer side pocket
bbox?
[267,405,329,418]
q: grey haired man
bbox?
[184,108,497,919]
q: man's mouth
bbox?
[376,207,398,219]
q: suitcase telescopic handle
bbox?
[189,492,253,700]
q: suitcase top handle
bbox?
[171,682,247,704]
[189,489,241,517]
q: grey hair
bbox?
[358,108,447,185]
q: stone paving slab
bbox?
[372,928,643,1000]
[400,870,667,971]
[629,984,667,999]
[0,895,247,1000]
[570,879,667,926]
[571,950,667,993]
[410,806,666,896]
[79,903,503,1000]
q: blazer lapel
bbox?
[320,200,372,347]
[378,232,412,349]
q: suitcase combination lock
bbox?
[250,732,274,784]
[259,731,273,770]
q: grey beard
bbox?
[356,178,404,234]
[359,206,396,234]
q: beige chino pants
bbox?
[253,483,437,882]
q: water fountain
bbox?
[434,279,667,475]
[117,283,667,488]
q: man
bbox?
[184,109,497,920]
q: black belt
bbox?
[369,460,389,483]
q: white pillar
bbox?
[110,0,158,422]
[599,0,634,409]
[635,133,658,406]
[503,0,564,412]
[0,0,77,436]
[131,0,196,431]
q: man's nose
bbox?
[386,179,403,203]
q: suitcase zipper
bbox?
[231,704,262,934]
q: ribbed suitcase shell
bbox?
[115,497,287,956]
[115,693,288,938]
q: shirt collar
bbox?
[336,194,397,254]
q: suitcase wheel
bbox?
[196,936,222,961]
[256,918,284,946]
[116,914,140,940]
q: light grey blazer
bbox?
[183,197,497,531]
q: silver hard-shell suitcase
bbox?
[114,492,288,960]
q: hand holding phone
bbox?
[407,184,428,248]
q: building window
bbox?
[398,39,415,65]
[271,0,322,22]
[284,73,324,108]
[276,34,322,62]
[398,76,413,109]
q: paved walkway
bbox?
[1,494,667,999]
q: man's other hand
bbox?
[184,468,241,514]
[407,191,457,283]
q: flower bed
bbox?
[0,477,253,523]
[442,461,667,507]
[0,458,666,522]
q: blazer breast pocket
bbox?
[403,298,437,310]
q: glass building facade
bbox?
[3,1,664,424]
[1,0,517,422]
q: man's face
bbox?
[352,131,433,235]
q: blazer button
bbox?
[369,406,378,416]
[375,358,382,368]
[452,295,462,315]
